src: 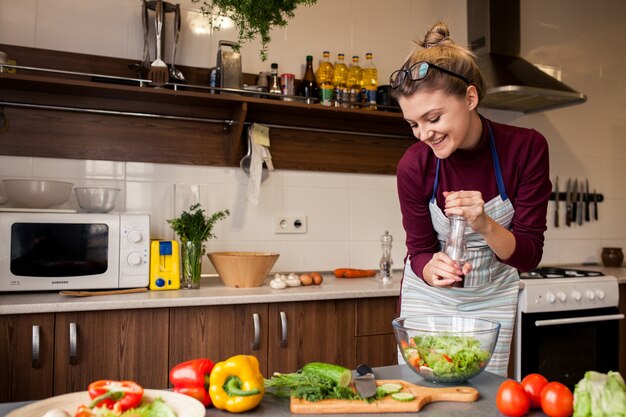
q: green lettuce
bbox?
[573,371,626,417]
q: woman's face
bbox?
[398,88,475,159]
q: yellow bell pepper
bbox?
[209,354,265,413]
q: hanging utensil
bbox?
[593,188,599,220]
[584,179,590,222]
[577,181,584,225]
[169,4,186,83]
[565,178,572,227]
[554,176,559,228]
[571,179,578,225]
[148,0,168,87]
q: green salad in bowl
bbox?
[393,316,500,384]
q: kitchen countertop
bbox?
[0,365,550,417]
[546,263,626,284]
[0,272,401,315]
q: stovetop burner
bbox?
[520,267,604,279]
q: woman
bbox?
[392,22,551,376]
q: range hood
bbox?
[468,0,587,113]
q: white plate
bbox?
[7,389,206,417]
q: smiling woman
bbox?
[391,21,552,377]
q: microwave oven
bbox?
[0,211,150,291]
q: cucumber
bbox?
[300,362,352,388]
[391,392,415,402]
[379,383,403,394]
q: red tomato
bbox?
[496,380,531,417]
[540,382,573,417]
[521,373,548,409]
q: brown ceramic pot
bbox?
[601,247,624,267]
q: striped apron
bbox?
[399,125,520,376]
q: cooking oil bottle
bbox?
[316,51,334,106]
[362,52,378,110]
[332,53,348,107]
[346,55,363,108]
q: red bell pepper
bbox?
[169,358,214,407]
[87,380,144,413]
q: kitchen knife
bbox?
[565,178,572,227]
[554,176,559,228]
[577,181,584,225]
[354,363,378,398]
[571,179,578,225]
[593,188,599,220]
[584,179,590,222]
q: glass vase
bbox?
[181,240,204,289]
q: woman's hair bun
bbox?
[419,21,451,49]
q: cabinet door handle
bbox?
[32,325,40,368]
[69,322,77,365]
[252,313,260,350]
[279,311,288,347]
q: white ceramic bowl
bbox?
[74,187,120,213]
[393,315,500,384]
[2,179,73,209]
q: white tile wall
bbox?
[1,0,625,271]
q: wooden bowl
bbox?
[208,251,279,288]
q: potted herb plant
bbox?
[168,203,230,289]
[191,0,317,61]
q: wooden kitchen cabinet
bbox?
[169,303,269,373]
[0,313,55,402]
[169,299,356,377]
[355,297,399,368]
[53,309,170,395]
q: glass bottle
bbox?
[346,55,363,108]
[379,230,393,284]
[332,53,348,107]
[444,215,468,288]
[316,51,335,106]
[361,52,378,110]
[268,63,282,96]
[256,71,268,93]
[296,55,320,103]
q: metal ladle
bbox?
[169,4,185,83]
[240,134,269,182]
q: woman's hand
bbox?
[423,252,472,287]
[443,190,489,232]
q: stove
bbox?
[514,267,623,387]
[518,267,619,313]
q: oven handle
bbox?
[535,313,624,327]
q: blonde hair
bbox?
[391,22,486,102]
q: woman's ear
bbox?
[466,85,479,111]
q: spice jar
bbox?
[601,247,624,267]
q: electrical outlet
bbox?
[274,214,307,234]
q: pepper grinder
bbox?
[379,230,393,284]
[444,215,468,288]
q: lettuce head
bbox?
[573,371,626,417]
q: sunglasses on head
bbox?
[389,61,469,88]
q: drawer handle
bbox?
[252,313,260,350]
[69,322,77,365]
[32,325,40,368]
[279,311,288,347]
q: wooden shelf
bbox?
[0,44,413,174]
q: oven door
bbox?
[517,307,623,390]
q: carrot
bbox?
[333,268,377,278]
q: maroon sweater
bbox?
[396,116,551,278]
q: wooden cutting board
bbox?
[290,379,479,414]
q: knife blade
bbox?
[593,188,599,220]
[354,364,377,398]
[577,181,584,225]
[571,179,578,224]
[584,179,590,222]
[565,178,572,227]
[554,176,559,228]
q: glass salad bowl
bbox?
[392,315,501,384]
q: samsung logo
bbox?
[52,280,69,285]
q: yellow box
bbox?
[149,240,180,290]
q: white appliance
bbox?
[0,211,150,291]
[515,267,623,389]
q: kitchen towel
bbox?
[247,123,274,205]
